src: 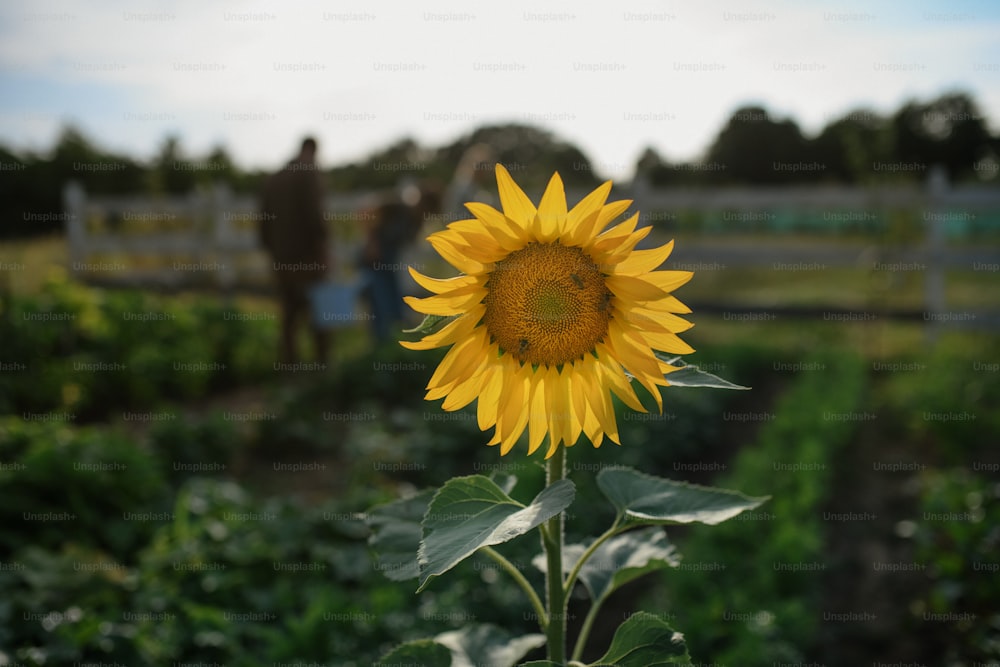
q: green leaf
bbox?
[403,313,457,334]
[654,353,750,390]
[591,611,692,666]
[377,638,452,666]
[436,624,546,667]
[418,475,575,591]
[598,467,768,525]
[492,472,518,496]
[519,662,561,667]
[535,528,679,602]
[365,488,435,581]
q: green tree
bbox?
[890,92,994,182]
[810,108,890,183]
[153,135,197,195]
[704,106,813,184]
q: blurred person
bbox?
[359,180,441,343]
[444,143,497,222]
[259,137,330,365]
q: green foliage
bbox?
[0,417,169,557]
[0,545,145,664]
[545,528,679,603]
[652,354,751,390]
[597,467,767,525]
[146,413,241,484]
[591,612,692,666]
[660,352,867,664]
[379,625,547,667]
[378,639,453,666]
[366,489,436,581]
[417,476,575,591]
[879,334,1000,460]
[0,275,275,419]
[910,468,1000,661]
[436,624,546,667]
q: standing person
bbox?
[444,143,497,222]
[259,137,330,365]
[360,181,440,343]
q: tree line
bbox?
[0,91,995,238]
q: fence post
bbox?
[63,181,86,275]
[924,165,948,342]
[211,182,236,290]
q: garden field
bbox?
[1,238,998,666]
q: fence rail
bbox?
[64,182,375,290]
[63,179,1000,329]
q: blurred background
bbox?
[1,1,998,665]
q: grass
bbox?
[0,235,68,295]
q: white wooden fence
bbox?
[63,182,380,291]
[63,178,1000,328]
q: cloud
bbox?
[1,0,998,178]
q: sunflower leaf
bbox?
[533,527,679,602]
[435,624,546,667]
[403,313,457,335]
[365,488,436,581]
[648,353,750,390]
[597,467,768,526]
[377,638,453,666]
[590,611,693,666]
[418,475,575,592]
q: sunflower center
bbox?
[483,242,611,366]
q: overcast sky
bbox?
[1,0,998,180]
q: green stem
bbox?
[543,446,567,664]
[562,518,622,599]
[481,546,547,631]
[564,519,622,662]
[571,594,607,663]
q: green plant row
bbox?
[0,273,275,419]
[660,351,867,665]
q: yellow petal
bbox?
[441,364,489,411]
[526,371,548,456]
[427,327,488,389]
[497,362,530,454]
[569,359,589,443]
[592,225,652,267]
[429,233,504,265]
[403,289,484,316]
[407,268,481,296]
[562,368,584,448]
[597,354,647,413]
[564,181,612,246]
[464,202,529,249]
[624,308,694,334]
[544,365,568,450]
[478,363,503,430]
[644,270,694,294]
[426,234,487,275]
[597,211,639,240]
[611,240,675,275]
[535,172,567,243]
[641,329,696,355]
[579,365,614,443]
[639,295,692,314]
[606,274,670,303]
[606,326,666,412]
[495,164,537,225]
[399,311,479,351]
[592,199,633,236]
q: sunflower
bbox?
[401,165,694,458]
